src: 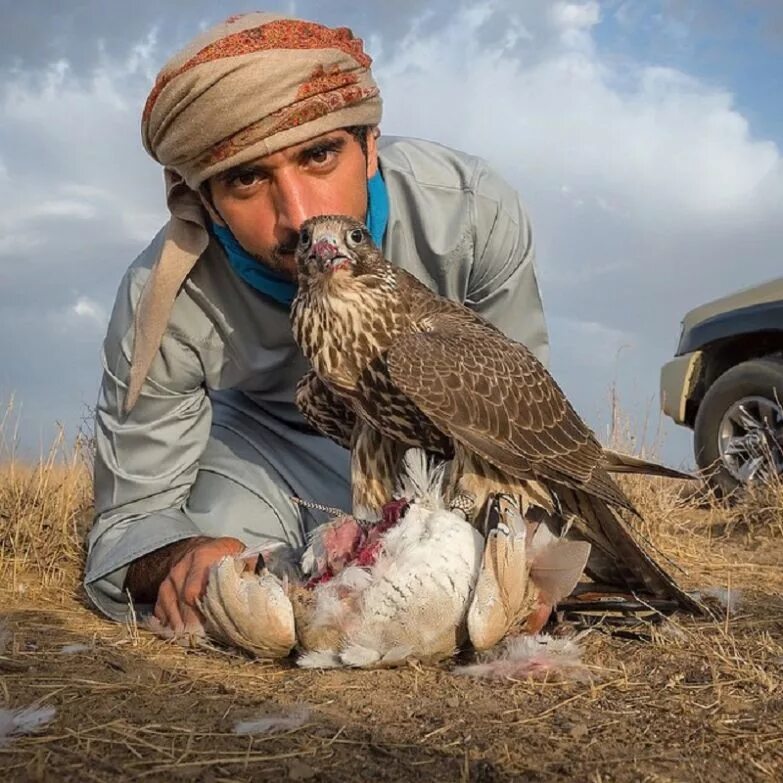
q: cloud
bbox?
[552,1,601,29]
[70,297,108,329]
[0,42,168,452]
[371,1,782,459]
[378,4,780,221]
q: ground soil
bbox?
[1,508,782,783]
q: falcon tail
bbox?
[601,449,696,481]
[556,487,706,616]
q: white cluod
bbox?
[0,705,57,747]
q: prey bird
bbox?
[290,215,703,615]
[200,450,592,665]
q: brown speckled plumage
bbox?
[290,215,700,608]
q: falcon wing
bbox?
[386,318,703,611]
[295,370,355,450]
[556,486,705,613]
[386,317,630,510]
[602,449,696,480]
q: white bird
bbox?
[200,450,591,668]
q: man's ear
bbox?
[365,126,379,179]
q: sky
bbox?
[1,0,781,466]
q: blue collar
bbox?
[212,170,390,307]
[365,169,389,248]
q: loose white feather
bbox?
[60,643,90,654]
[297,649,342,669]
[453,634,589,681]
[695,586,743,615]
[338,644,383,668]
[0,705,56,747]
[233,704,310,735]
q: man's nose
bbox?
[274,172,315,233]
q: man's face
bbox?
[207,128,378,280]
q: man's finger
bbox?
[153,599,169,629]
[181,558,211,610]
[158,579,185,633]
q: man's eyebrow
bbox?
[215,162,267,182]
[296,135,346,162]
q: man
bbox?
[84,12,549,634]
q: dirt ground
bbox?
[2,460,783,782]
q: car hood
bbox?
[682,275,783,331]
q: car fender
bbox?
[677,301,783,356]
[660,351,704,425]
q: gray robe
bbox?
[84,137,549,620]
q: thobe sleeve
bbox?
[84,239,213,621]
[464,163,550,367]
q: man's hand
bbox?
[154,536,250,632]
[125,536,254,633]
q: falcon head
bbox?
[295,215,384,283]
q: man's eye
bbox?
[231,171,264,188]
[308,148,335,165]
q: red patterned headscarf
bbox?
[125,12,382,412]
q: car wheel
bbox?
[693,357,783,496]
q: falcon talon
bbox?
[495,522,512,538]
[253,552,266,576]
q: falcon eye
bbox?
[346,228,365,247]
[298,227,311,248]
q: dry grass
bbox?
[0,439,92,591]
[1,404,783,782]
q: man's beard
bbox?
[253,233,299,280]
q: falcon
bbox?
[290,215,702,613]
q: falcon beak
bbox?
[310,235,353,272]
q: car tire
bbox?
[693,356,783,497]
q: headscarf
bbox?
[126,11,382,412]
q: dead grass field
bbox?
[1,417,782,782]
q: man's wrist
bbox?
[124,536,210,603]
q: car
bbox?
[660,276,783,496]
